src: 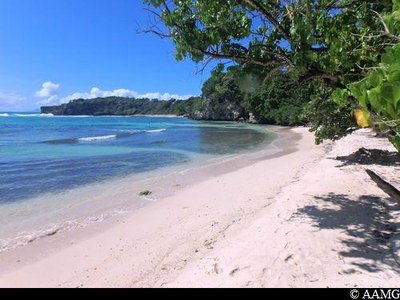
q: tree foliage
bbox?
[143,0,400,149]
[194,65,248,121]
[246,72,312,126]
[304,84,356,144]
[143,0,392,85]
[189,64,322,125]
[331,3,400,149]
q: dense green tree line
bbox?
[193,65,356,143]
[41,97,203,116]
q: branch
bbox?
[262,65,287,85]
[366,169,400,203]
[143,0,294,69]
[137,6,171,38]
[195,57,214,75]
[371,10,390,34]
[193,47,283,67]
[137,27,171,39]
[318,0,359,9]
[301,72,341,87]
[240,0,291,41]
[251,44,294,66]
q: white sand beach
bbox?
[0,127,399,288]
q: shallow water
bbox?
[0,113,274,204]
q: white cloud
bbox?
[33,82,195,107]
[37,95,60,106]
[35,81,60,99]
[60,87,194,103]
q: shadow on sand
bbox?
[296,193,399,274]
[335,148,400,167]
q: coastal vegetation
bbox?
[141,0,400,149]
[41,97,203,116]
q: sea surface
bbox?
[0,113,275,205]
[0,113,279,251]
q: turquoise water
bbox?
[0,113,274,204]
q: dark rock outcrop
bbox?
[187,96,248,122]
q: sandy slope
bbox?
[0,127,399,288]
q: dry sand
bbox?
[0,127,399,288]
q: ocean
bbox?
[0,113,275,204]
[0,113,276,251]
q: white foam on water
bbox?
[117,129,167,134]
[146,129,166,133]
[12,113,54,117]
[78,135,117,142]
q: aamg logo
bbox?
[350,289,400,300]
[351,290,361,299]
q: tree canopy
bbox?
[143,0,400,149]
[143,1,392,84]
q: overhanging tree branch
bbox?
[239,0,291,41]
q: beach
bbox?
[0,127,399,288]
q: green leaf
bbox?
[394,82,400,100]
[393,82,400,109]
[350,82,369,108]
[387,102,399,119]
[369,71,383,88]
[388,70,400,82]
[381,82,400,104]
[394,0,400,11]
[367,89,381,111]
[381,83,394,102]
[393,44,400,58]
[331,89,349,106]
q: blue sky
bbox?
[0,0,212,111]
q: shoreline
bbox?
[0,125,286,254]
[0,127,399,287]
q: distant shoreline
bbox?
[0,112,184,118]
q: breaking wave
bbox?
[43,129,167,144]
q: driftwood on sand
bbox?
[366,169,400,203]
